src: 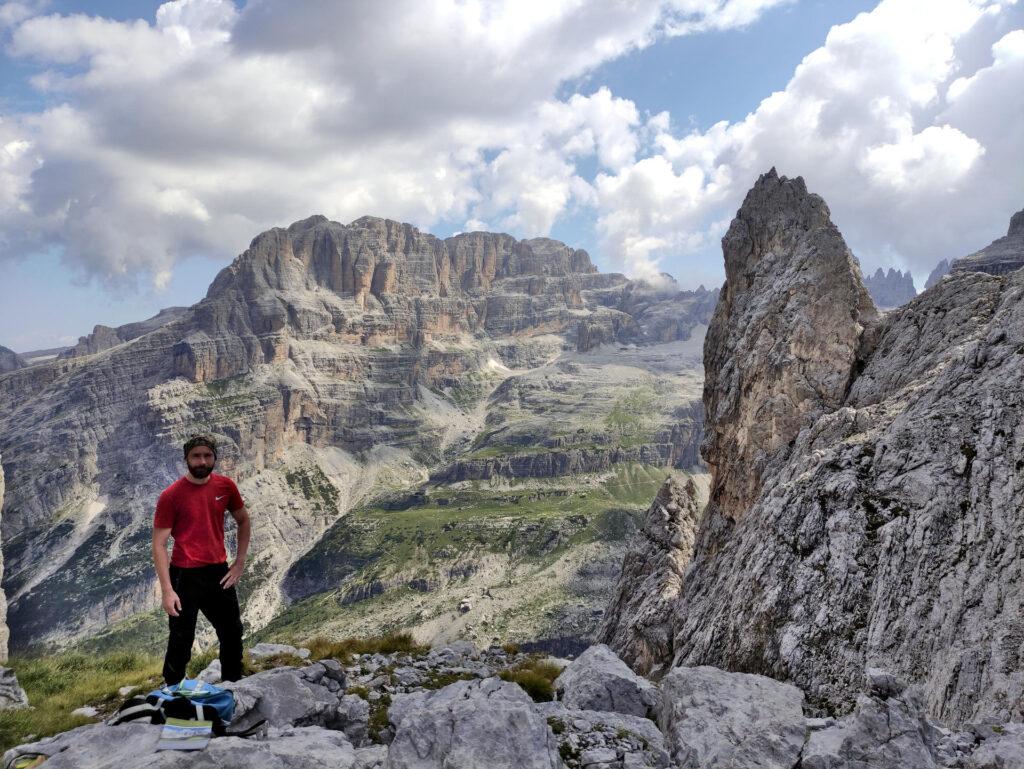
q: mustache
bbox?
[188,464,214,477]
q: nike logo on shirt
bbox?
[215,495,226,501]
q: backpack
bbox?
[107,679,265,738]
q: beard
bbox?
[188,463,214,479]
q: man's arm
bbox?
[152,526,181,616]
[220,506,251,590]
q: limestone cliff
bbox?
[597,476,702,676]
[0,215,711,650]
[925,258,951,289]
[60,307,188,359]
[950,208,1024,276]
[0,348,24,375]
[638,171,1024,725]
[0,454,7,661]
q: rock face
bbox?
[59,307,188,359]
[0,452,7,662]
[951,208,1024,276]
[0,347,25,374]
[598,477,701,675]
[631,171,1024,725]
[698,168,878,543]
[925,259,951,289]
[0,214,711,651]
[863,267,916,309]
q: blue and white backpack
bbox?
[108,678,264,738]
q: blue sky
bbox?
[0,0,1021,351]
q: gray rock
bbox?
[5,717,359,768]
[537,701,669,768]
[925,258,951,289]
[249,642,311,660]
[599,477,702,676]
[968,723,1024,768]
[951,208,1024,276]
[222,661,347,731]
[199,658,222,683]
[387,677,562,768]
[580,747,617,765]
[337,693,371,746]
[3,723,161,769]
[639,170,1024,725]
[555,644,661,719]
[0,666,28,709]
[660,665,806,769]
[354,744,389,769]
[801,686,949,769]
[71,705,99,718]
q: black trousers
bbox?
[162,562,244,685]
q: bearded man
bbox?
[152,435,251,685]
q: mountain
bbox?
[604,169,1024,726]
[59,307,189,359]
[0,348,25,375]
[950,208,1024,277]
[0,215,713,651]
[862,267,916,309]
[925,258,951,289]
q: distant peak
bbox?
[1008,208,1024,237]
[287,214,330,231]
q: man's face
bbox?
[186,446,216,479]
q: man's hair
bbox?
[183,434,217,460]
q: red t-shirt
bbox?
[154,473,245,568]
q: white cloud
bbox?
[594,0,1024,282]
[0,0,1019,296]
[0,0,787,290]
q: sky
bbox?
[0,0,1021,352]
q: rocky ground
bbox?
[7,641,1024,769]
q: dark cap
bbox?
[183,434,217,459]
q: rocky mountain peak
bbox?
[702,168,878,529]
[1007,207,1024,236]
[863,267,916,309]
[950,205,1024,277]
[627,173,1024,725]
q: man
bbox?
[152,435,251,685]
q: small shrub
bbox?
[367,692,392,742]
[496,656,562,702]
[501,642,521,655]
[547,716,565,735]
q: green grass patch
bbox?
[0,649,163,753]
[301,632,429,665]
[497,657,563,702]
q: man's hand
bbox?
[220,560,244,590]
[162,590,182,617]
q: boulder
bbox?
[801,685,950,769]
[387,677,562,769]
[554,644,661,720]
[223,660,347,731]
[660,665,806,769]
[0,666,29,709]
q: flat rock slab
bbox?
[388,677,562,769]
[5,723,356,769]
[660,665,806,769]
[555,644,661,719]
